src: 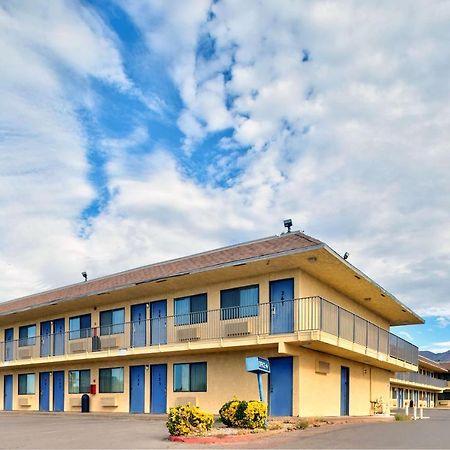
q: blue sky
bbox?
[1,0,450,353]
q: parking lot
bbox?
[0,409,449,449]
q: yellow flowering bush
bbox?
[219,398,267,429]
[166,404,214,436]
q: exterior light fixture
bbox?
[343,252,349,260]
[283,219,293,233]
[81,272,87,282]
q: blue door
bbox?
[53,319,65,356]
[151,364,167,413]
[40,321,51,357]
[4,328,14,361]
[397,388,404,408]
[131,304,147,347]
[130,365,145,413]
[39,372,50,412]
[151,300,167,345]
[270,278,294,334]
[53,371,64,412]
[269,357,293,416]
[3,375,13,411]
[340,366,350,416]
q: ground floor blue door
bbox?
[3,375,12,411]
[130,365,145,413]
[53,371,64,412]
[269,357,293,416]
[53,318,65,356]
[39,372,50,412]
[270,278,294,334]
[151,300,167,345]
[151,364,167,413]
[4,328,13,361]
[40,321,51,357]
[340,366,350,416]
[131,304,147,347]
[397,388,404,408]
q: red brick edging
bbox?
[168,432,270,444]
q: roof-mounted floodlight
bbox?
[283,219,293,233]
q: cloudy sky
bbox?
[1,0,449,351]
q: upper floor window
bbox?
[220,285,259,320]
[18,373,35,395]
[173,362,207,392]
[69,314,91,340]
[18,324,36,347]
[68,369,91,394]
[99,367,124,393]
[100,308,125,335]
[174,294,207,326]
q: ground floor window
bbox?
[68,370,91,394]
[18,373,35,395]
[99,367,124,393]
[173,362,207,392]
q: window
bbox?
[68,370,91,394]
[173,362,207,392]
[69,314,91,340]
[99,367,124,393]
[18,324,36,347]
[174,294,207,325]
[220,285,259,319]
[100,308,125,335]
[18,373,35,395]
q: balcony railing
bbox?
[393,372,448,388]
[0,297,418,366]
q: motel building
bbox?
[390,355,448,409]
[0,231,423,417]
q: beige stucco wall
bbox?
[0,346,391,416]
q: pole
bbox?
[257,373,265,402]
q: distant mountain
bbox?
[419,350,450,362]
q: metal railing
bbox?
[0,297,418,366]
[394,372,448,388]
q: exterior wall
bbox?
[390,385,438,408]
[0,346,391,416]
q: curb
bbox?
[168,431,275,444]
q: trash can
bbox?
[81,394,90,413]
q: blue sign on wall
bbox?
[246,356,271,374]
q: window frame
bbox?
[18,324,36,347]
[68,369,91,394]
[173,362,207,392]
[18,373,35,395]
[99,367,124,393]
[69,314,91,340]
[99,308,125,336]
[220,284,259,320]
[174,293,208,326]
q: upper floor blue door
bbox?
[4,328,13,361]
[53,371,64,412]
[131,304,147,347]
[151,300,167,345]
[151,364,167,413]
[270,278,294,334]
[39,372,50,412]
[130,365,145,413]
[269,357,293,416]
[340,366,350,416]
[53,318,65,356]
[40,321,51,357]
[3,375,13,411]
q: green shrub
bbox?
[394,413,410,421]
[166,404,214,436]
[296,419,309,430]
[219,398,267,429]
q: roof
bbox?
[418,355,449,373]
[0,231,322,316]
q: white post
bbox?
[420,407,423,419]
[405,405,409,416]
[413,406,417,420]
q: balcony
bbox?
[393,372,448,389]
[0,297,418,370]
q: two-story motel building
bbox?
[0,232,423,416]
